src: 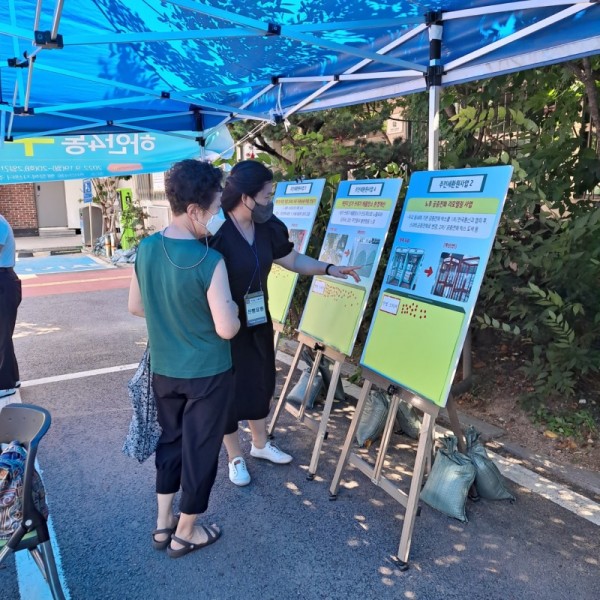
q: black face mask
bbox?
[251,201,274,224]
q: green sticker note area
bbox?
[268,265,298,324]
[362,291,465,406]
[300,278,366,355]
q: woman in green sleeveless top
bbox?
[128,160,240,558]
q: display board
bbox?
[361,167,513,407]
[268,179,325,324]
[298,179,402,355]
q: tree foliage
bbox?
[229,58,600,403]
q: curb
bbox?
[17,247,83,258]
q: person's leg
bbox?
[153,374,186,543]
[171,370,232,547]
[244,325,291,463]
[248,418,267,449]
[0,273,20,390]
[249,420,293,464]
[154,492,178,545]
[222,430,243,461]
[171,514,220,550]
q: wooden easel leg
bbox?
[297,350,323,422]
[329,379,372,498]
[395,409,437,570]
[306,359,342,480]
[268,342,305,437]
[372,393,400,482]
[445,394,465,452]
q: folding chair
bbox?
[0,403,66,600]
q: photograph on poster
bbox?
[288,228,307,251]
[321,232,350,265]
[385,248,425,290]
[349,237,380,278]
[431,253,480,302]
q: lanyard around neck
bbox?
[230,214,262,295]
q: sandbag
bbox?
[466,426,515,502]
[394,399,421,440]
[287,368,324,409]
[420,436,476,522]
[318,357,346,402]
[301,348,346,401]
[355,389,389,448]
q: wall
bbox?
[64,179,86,229]
[0,183,38,235]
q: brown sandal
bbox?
[166,524,221,558]
[151,516,179,550]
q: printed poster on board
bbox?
[361,166,513,407]
[268,179,325,324]
[298,178,402,355]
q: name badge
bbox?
[244,291,268,326]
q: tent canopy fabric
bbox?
[1,1,599,141]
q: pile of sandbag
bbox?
[420,427,515,522]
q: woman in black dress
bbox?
[210,160,360,486]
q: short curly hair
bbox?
[164,159,223,216]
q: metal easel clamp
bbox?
[387,384,399,396]
[7,54,36,68]
[34,31,64,49]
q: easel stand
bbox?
[268,332,347,479]
[272,320,285,350]
[328,367,439,570]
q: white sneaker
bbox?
[0,389,16,399]
[250,441,293,464]
[228,457,251,486]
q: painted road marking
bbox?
[21,363,138,388]
[15,255,111,276]
[22,275,131,289]
[1,390,71,600]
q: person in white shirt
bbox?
[0,214,21,399]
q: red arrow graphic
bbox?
[425,266,433,277]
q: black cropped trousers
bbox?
[152,368,232,515]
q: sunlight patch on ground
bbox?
[14,322,61,338]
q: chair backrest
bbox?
[0,404,51,452]
[0,404,51,534]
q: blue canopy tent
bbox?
[1,0,598,566]
[1,1,598,149]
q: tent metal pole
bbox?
[427,85,441,171]
[23,55,35,112]
[444,0,591,22]
[51,0,65,40]
[284,24,426,119]
[445,3,592,72]
[34,0,43,30]
[426,17,443,171]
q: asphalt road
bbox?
[1,262,598,599]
